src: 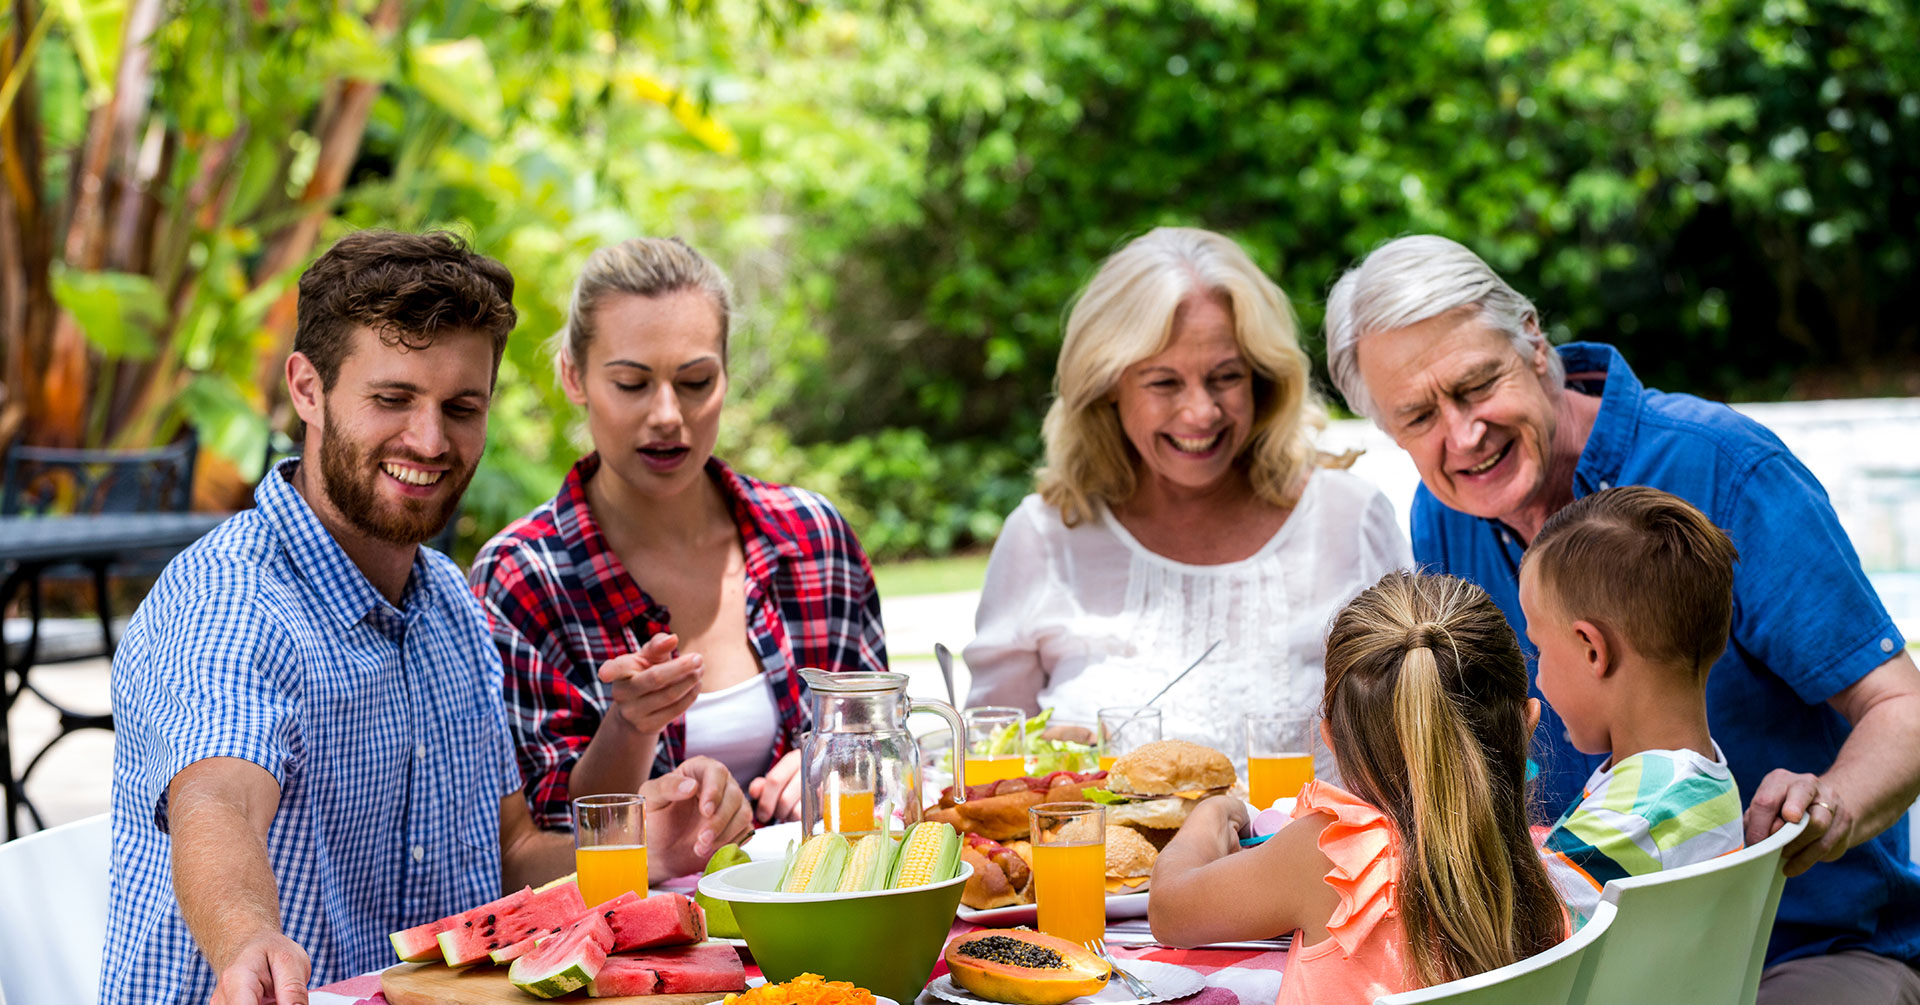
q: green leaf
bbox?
[409,37,503,136]
[51,267,165,360]
[51,0,124,99]
[1082,788,1128,805]
[178,376,270,480]
[311,9,397,83]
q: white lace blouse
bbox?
[963,468,1413,779]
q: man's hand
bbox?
[209,932,310,1005]
[747,751,804,824]
[1743,651,1920,877]
[643,757,754,878]
[1745,769,1855,877]
[599,633,704,737]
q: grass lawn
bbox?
[872,552,991,597]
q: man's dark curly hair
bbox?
[294,229,517,391]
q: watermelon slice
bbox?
[587,957,659,997]
[612,893,706,950]
[387,887,534,963]
[488,891,707,963]
[487,892,640,965]
[510,914,614,999]
[436,879,587,966]
[589,944,746,998]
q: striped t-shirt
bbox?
[1541,741,1744,929]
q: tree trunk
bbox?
[36,0,166,447]
[1,0,57,450]
[248,0,408,421]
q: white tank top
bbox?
[683,673,779,784]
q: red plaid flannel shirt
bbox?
[468,454,888,828]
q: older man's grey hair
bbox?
[1325,235,1564,422]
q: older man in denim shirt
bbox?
[1326,235,1920,1003]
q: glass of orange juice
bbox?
[1029,802,1106,945]
[1096,706,1161,772]
[965,706,1028,784]
[573,793,648,908]
[1246,713,1315,809]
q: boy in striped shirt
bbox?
[1519,486,1746,929]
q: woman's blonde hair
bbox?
[1036,227,1327,526]
[553,237,735,377]
[1322,571,1564,988]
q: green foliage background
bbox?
[19,0,1920,561]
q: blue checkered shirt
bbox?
[101,461,521,1003]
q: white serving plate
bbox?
[927,959,1204,1005]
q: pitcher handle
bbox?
[909,697,967,802]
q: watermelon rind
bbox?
[534,871,578,893]
[508,917,612,1000]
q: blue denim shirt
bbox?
[1413,342,1915,965]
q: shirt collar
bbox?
[709,457,806,561]
[257,458,431,632]
[1561,341,1643,493]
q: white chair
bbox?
[1567,815,1806,1005]
[1375,899,1615,1004]
[0,814,110,1005]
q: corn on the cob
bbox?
[888,821,961,888]
[835,833,900,892]
[778,833,850,893]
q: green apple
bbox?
[695,842,753,939]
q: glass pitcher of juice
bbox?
[799,669,968,837]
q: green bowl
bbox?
[696,859,971,1002]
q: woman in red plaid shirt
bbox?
[469,238,888,874]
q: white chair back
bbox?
[1568,815,1806,1005]
[0,814,110,1005]
[1375,900,1614,1005]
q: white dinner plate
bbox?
[743,820,805,861]
[928,959,1203,1005]
[956,890,1150,926]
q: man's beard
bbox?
[316,401,474,547]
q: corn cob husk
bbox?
[888,821,961,889]
[835,833,901,892]
[778,833,850,893]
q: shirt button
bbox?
[1884,638,1898,653]
[412,844,425,862]
[1500,531,1513,546]
[1599,480,1612,490]
[417,745,428,759]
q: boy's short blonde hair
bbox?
[1524,486,1740,677]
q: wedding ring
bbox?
[1813,800,1839,815]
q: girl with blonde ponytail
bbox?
[1149,571,1565,1003]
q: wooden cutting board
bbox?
[381,961,742,1005]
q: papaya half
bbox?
[943,929,1111,1005]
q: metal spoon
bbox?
[934,642,958,707]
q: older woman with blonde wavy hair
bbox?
[964,227,1411,775]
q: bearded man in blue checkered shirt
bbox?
[101,230,755,1005]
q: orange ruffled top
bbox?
[1275,780,1410,1005]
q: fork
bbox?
[1085,937,1152,997]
